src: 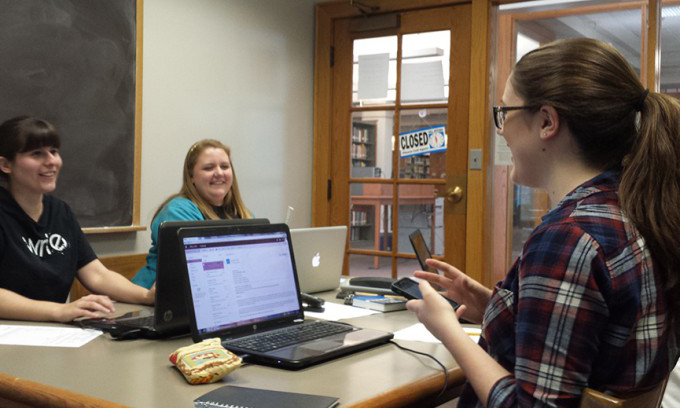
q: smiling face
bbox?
[0,146,62,196]
[190,147,233,207]
[498,77,546,188]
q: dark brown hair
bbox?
[512,38,680,331]
[0,116,61,182]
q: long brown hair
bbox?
[512,38,680,330]
[154,139,252,220]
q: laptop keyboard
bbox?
[118,315,155,328]
[224,321,354,352]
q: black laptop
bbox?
[79,218,269,338]
[177,223,393,369]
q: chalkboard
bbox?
[0,0,139,228]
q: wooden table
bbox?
[0,294,465,407]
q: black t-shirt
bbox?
[0,187,96,303]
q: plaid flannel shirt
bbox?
[458,171,678,407]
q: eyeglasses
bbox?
[492,105,539,130]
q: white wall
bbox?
[88,0,318,255]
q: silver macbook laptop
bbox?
[291,226,347,294]
[177,223,393,370]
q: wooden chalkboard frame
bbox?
[84,0,144,234]
[0,0,144,234]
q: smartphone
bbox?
[409,229,438,274]
[391,277,459,310]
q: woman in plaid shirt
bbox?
[407,38,680,407]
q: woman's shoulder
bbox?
[155,196,203,222]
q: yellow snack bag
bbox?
[169,338,242,384]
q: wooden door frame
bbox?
[313,0,493,284]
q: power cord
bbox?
[389,340,450,400]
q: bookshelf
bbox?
[351,122,376,168]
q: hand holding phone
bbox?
[391,277,459,310]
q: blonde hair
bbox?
[512,38,680,332]
[155,139,252,220]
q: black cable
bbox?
[389,340,449,400]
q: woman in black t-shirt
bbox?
[0,116,154,322]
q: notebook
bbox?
[291,226,347,293]
[177,223,393,369]
[194,385,339,408]
[78,218,269,339]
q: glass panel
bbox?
[353,36,398,106]
[400,30,450,105]
[398,108,447,179]
[397,257,421,279]
[350,183,393,251]
[351,111,394,179]
[397,184,443,256]
[508,7,642,259]
[661,2,680,100]
[348,253,391,277]
[514,9,642,73]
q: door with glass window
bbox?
[329,5,471,279]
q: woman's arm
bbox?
[0,287,115,322]
[77,259,155,305]
[407,280,510,406]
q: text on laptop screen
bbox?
[182,231,300,334]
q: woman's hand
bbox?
[406,280,467,342]
[413,259,492,324]
[54,294,116,322]
[142,284,156,306]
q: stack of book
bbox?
[351,295,407,312]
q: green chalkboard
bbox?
[0,0,139,228]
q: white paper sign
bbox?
[399,126,447,158]
[401,61,445,101]
[358,53,390,100]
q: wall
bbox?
[88,0,318,256]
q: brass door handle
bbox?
[446,186,463,203]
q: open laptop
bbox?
[78,218,269,339]
[291,226,347,293]
[177,223,393,369]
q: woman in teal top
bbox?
[133,139,252,288]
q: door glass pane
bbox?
[508,7,642,260]
[398,108,447,179]
[397,184,443,256]
[348,253,391,277]
[350,183,393,251]
[661,2,680,100]
[400,30,450,104]
[351,111,394,179]
[353,36,398,106]
[514,9,642,72]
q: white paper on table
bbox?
[304,301,378,320]
[394,323,481,344]
[0,325,102,347]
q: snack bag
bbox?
[169,338,242,384]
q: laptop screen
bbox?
[182,230,301,335]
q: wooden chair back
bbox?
[69,253,147,301]
[579,377,669,408]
